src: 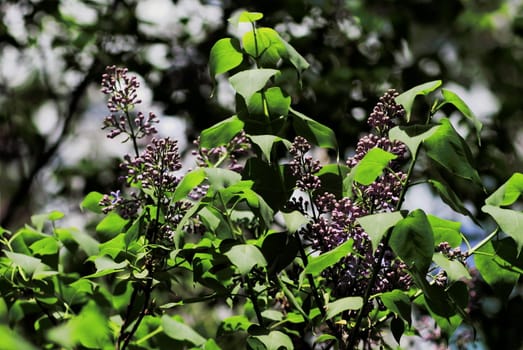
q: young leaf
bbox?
[302,239,354,278]
[281,211,309,233]
[325,296,364,319]
[482,205,523,255]
[243,27,286,64]
[423,118,482,184]
[281,40,309,74]
[237,11,263,23]
[440,88,482,144]
[199,116,244,149]
[229,68,279,102]
[290,107,337,150]
[348,147,397,185]
[85,256,128,278]
[247,87,291,118]
[4,251,49,279]
[395,80,442,122]
[98,233,126,259]
[29,236,60,256]
[161,315,206,346]
[389,209,434,274]
[209,38,243,80]
[427,214,462,247]
[357,211,404,252]
[224,244,267,275]
[204,168,242,190]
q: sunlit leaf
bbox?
[30,236,60,256]
[200,116,244,149]
[96,212,128,240]
[357,211,403,252]
[209,38,243,80]
[432,253,471,282]
[395,80,442,122]
[485,172,523,207]
[80,191,104,214]
[325,296,364,319]
[243,27,286,64]
[85,256,128,278]
[249,135,291,163]
[349,147,397,185]
[172,168,206,202]
[229,69,279,102]
[249,331,293,350]
[281,211,310,234]
[224,244,267,275]
[427,214,462,247]
[237,11,263,23]
[428,179,475,219]
[482,205,523,254]
[247,87,291,118]
[380,290,411,325]
[389,124,439,156]
[302,239,354,279]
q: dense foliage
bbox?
[2,10,523,349]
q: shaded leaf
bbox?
[161,315,206,346]
[424,118,481,184]
[395,80,442,122]
[290,107,337,150]
[482,205,523,254]
[389,124,438,156]
[380,290,411,325]
[427,214,462,247]
[249,134,291,163]
[441,88,482,144]
[432,253,471,282]
[390,209,434,274]
[428,179,476,219]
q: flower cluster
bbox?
[101,65,158,140]
[192,131,251,172]
[289,90,412,334]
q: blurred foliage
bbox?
[1,1,523,347]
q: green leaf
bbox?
[249,331,294,350]
[357,211,404,252]
[391,317,405,345]
[30,211,64,232]
[482,205,523,254]
[281,211,309,233]
[96,212,128,240]
[219,315,252,334]
[224,244,267,275]
[249,135,291,163]
[243,27,286,64]
[281,40,309,74]
[4,251,49,279]
[247,87,291,118]
[80,191,104,214]
[30,236,60,256]
[161,315,206,346]
[395,80,442,122]
[303,239,354,278]
[209,38,243,80]
[349,147,397,185]
[200,116,244,149]
[56,227,99,256]
[85,256,128,278]
[441,88,482,144]
[389,124,439,156]
[428,179,476,219]
[424,118,481,184]
[290,107,337,150]
[98,233,126,259]
[427,214,462,247]
[380,290,411,325]
[260,231,300,275]
[475,238,521,299]
[432,253,471,282]
[229,68,279,102]
[172,168,206,202]
[389,209,434,274]
[0,325,39,350]
[238,11,263,23]
[485,172,523,206]
[204,168,242,190]
[325,296,364,319]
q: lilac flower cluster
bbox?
[290,89,412,317]
[192,131,251,172]
[101,65,158,140]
